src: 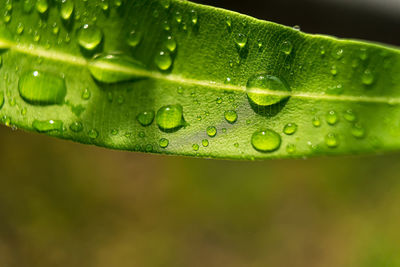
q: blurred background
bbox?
[1,0,400,266]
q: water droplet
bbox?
[174,11,182,23]
[137,110,155,127]
[19,70,66,105]
[344,109,357,122]
[332,48,343,59]
[283,123,298,135]
[325,133,339,148]
[78,24,103,50]
[70,121,83,132]
[330,65,338,76]
[81,88,91,100]
[246,73,291,107]
[225,16,232,30]
[190,10,198,25]
[235,33,247,51]
[159,138,169,148]
[156,104,184,131]
[165,35,177,53]
[0,93,4,110]
[160,0,170,9]
[35,0,48,13]
[326,110,339,125]
[251,129,281,153]
[281,40,293,55]
[88,53,145,83]
[224,110,237,124]
[33,119,63,132]
[16,23,24,35]
[312,116,321,127]
[100,0,109,10]
[60,0,74,20]
[202,139,209,147]
[216,97,223,104]
[127,30,142,47]
[192,144,199,151]
[88,129,99,139]
[138,131,145,138]
[351,123,365,139]
[155,50,172,71]
[293,25,301,31]
[286,144,296,154]
[362,69,374,85]
[359,48,368,60]
[111,129,118,135]
[206,126,217,137]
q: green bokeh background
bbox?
[1,126,400,266]
[1,0,400,266]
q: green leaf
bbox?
[0,0,399,160]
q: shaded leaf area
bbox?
[0,0,399,159]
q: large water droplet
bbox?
[156,104,184,131]
[88,53,145,83]
[137,110,155,126]
[251,129,281,153]
[19,70,66,105]
[246,73,291,107]
[235,33,247,51]
[155,50,172,71]
[165,35,177,53]
[78,24,103,50]
[60,0,74,20]
[70,121,83,132]
[344,109,357,122]
[33,119,63,132]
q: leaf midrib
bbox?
[3,39,400,105]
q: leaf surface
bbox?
[0,0,399,159]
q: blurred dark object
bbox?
[193,0,400,45]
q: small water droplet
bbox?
[235,33,247,51]
[359,48,368,61]
[60,0,74,20]
[81,88,91,100]
[312,116,321,127]
[190,10,198,25]
[174,11,182,23]
[137,110,155,127]
[35,0,48,13]
[127,29,142,47]
[78,24,103,50]
[156,104,184,131]
[89,53,145,83]
[332,48,343,59]
[202,139,209,147]
[225,16,232,30]
[159,138,169,148]
[206,126,217,137]
[351,123,365,139]
[325,133,339,148]
[283,123,298,135]
[19,70,66,105]
[33,119,63,132]
[216,97,223,104]
[251,129,281,153]
[70,121,83,132]
[362,69,374,85]
[224,110,237,124]
[246,73,291,107]
[326,110,339,125]
[281,40,293,55]
[330,65,338,76]
[192,144,199,151]
[344,109,357,122]
[165,35,177,53]
[88,129,99,139]
[16,23,24,35]
[155,50,172,71]
[286,144,296,154]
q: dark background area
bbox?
[0,0,399,266]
